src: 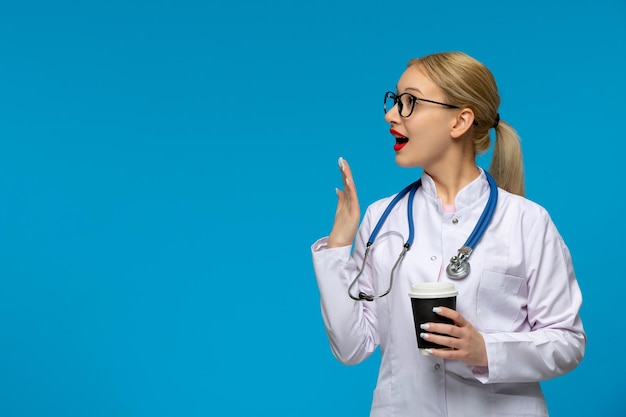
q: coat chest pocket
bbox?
[477,271,525,331]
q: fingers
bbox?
[327,157,361,248]
[336,156,359,217]
[334,187,345,209]
[420,307,467,340]
[338,157,357,195]
[420,328,462,349]
[423,332,487,366]
[419,308,466,349]
[433,306,466,326]
[420,308,488,366]
[424,346,465,361]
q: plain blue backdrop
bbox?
[0,0,624,416]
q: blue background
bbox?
[0,0,624,416]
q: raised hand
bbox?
[327,157,361,248]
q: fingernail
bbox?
[335,187,340,195]
[345,177,350,186]
[338,157,345,171]
[419,333,429,339]
[420,324,429,330]
[424,349,433,355]
[432,307,442,313]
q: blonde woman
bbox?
[311,52,585,416]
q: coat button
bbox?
[430,256,437,261]
[452,218,459,224]
[434,363,441,371]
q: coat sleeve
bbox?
[474,210,586,383]
[311,207,380,365]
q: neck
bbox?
[426,164,481,206]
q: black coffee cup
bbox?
[409,282,458,354]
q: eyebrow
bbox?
[396,86,424,95]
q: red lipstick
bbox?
[390,129,409,152]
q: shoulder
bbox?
[367,193,397,211]
[364,180,430,215]
[498,188,547,215]
[496,188,560,235]
[362,193,398,224]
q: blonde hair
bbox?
[408,52,525,197]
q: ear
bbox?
[450,108,475,139]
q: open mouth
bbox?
[391,129,409,151]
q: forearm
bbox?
[312,238,379,365]
[474,324,586,383]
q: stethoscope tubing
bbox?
[464,174,498,249]
[367,180,421,247]
[348,172,498,301]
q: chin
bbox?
[395,154,422,169]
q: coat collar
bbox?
[419,168,490,211]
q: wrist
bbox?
[327,235,352,249]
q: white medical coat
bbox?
[311,170,585,417]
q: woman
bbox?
[311,52,585,416]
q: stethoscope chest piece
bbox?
[446,246,473,279]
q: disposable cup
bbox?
[408,282,458,355]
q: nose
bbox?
[384,102,401,124]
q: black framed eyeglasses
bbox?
[384,91,459,118]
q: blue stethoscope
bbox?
[348,171,498,301]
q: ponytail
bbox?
[409,52,527,197]
[489,120,525,197]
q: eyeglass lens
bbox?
[384,93,414,117]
